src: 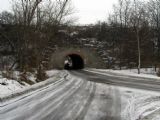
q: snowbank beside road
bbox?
[111,68,159,78]
[46,70,60,77]
[0,78,25,96]
[0,70,62,99]
[87,68,160,79]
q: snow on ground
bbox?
[118,86,160,120]
[0,70,60,97]
[89,82,160,120]
[88,68,160,79]
[46,70,60,77]
[112,68,159,78]
[0,78,25,96]
[1,70,160,120]
[85,68,160,120]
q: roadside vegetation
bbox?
[0,0,160,85]
[0,0,74,82]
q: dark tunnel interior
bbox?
[64,54,84,70]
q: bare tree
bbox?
[148,0,160,70]
[129,0,148,74]
[109,0,132,70]
[42,0,74,25]
[9,0,74,74]
[10,0,43,71]
[109,0,151,72]
[12,0,43,26]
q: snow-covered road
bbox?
[0,70,160,120]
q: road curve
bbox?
[70,70,160,92]
[1,70,159,120]
[0,70,122,120]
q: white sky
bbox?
[0,1,11,12]
[0,0,118,25]
[73,0,118,24]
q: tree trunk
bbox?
[137,30,141,74]
[119,43,122,70]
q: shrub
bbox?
[19,72,35,85]
[36,65,48,82]
[2,68,14,80]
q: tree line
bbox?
[0,0,160,75]
[0,0,73,72]
[109,0,160,73]
[78,0,160,73]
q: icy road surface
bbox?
[1,70,160,120]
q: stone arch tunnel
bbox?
[41,32,109,70]
[47,47,106,70]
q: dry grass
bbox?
[19,72,35,85]
[2,69,14,80]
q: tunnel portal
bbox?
[64,54,84,70]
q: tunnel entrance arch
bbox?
[46,47,106,70]
[64,54,84,70]
[41,32,108,70]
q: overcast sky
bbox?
[0,0,118,25]
[72,0,118,24]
